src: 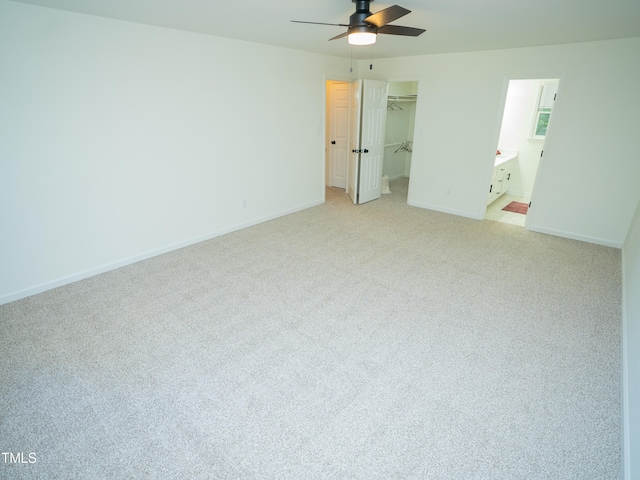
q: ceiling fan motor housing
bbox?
[350,0,376,32]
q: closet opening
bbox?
[383,81,418,203]
[485,77,561,227]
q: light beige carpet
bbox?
[0,178,622,479]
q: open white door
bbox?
[358,79,388,204]
[328,82,349,189]
[347,79,388,205]
[347,80,362,204]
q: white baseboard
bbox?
[621,266,630,479]
[506,189,532,197]
[0,199,324,306]
[407,200,623,247]
[407,199,481,220]
[527,224,622,248]
[387,174,406,181]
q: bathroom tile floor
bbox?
[485,193,531,227]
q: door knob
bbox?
[363,149,369,153]
[331,141,336,144]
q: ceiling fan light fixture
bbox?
[348,30,377,45]
[292,1,424,47]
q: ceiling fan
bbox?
[291,0,425,46]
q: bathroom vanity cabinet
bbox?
[487,154,517,205]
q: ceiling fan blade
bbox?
[328,31,349,41]
[291,20,349,27]
[377,24,426,37]
[364,5,410,28]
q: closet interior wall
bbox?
[384,82,418,181]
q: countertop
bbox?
[494,150,518,166]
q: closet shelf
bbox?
[387,95,417,102]
[387,94,417,110]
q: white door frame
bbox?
[488,72,566,229]
[324,75,354,201]
[327,80,349,189]
[385,78,421,196]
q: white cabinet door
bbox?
[487,167,497,205]
[502,164,513,195]
[487,159,516,205]
[493,167,505,198]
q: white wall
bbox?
[0,1,350,303]
[362,38,640,247]
[623,198,640,479]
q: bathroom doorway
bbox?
[485,77,560,227]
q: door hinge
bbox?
[529,202,532,208]
[540,150,544,157]
[554,93,557,101]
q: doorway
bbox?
[326,80,349,189]
[326,79,388,205]
[485,77,560,227]
[325,78,418,206]
[384,81,418,203]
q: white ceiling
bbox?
[10,0,640,60]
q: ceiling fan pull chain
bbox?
[370,43,373,70]
[350,45,354,73]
